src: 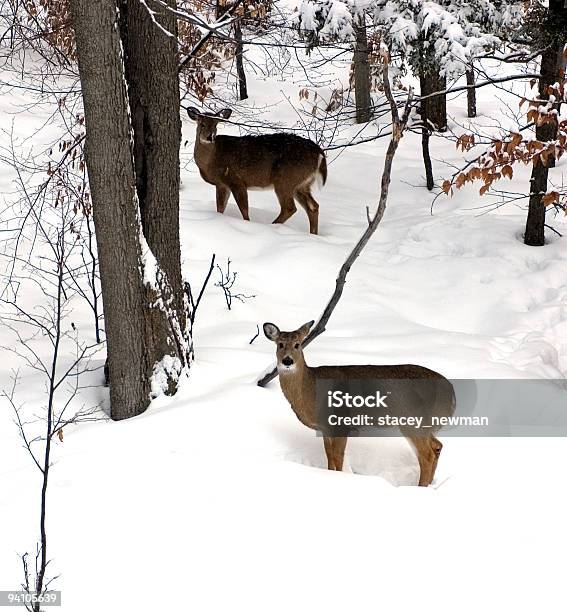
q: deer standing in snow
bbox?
[187,107,326,234]
[263,321,456,486]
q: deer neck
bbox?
[278,357,318,429]
[194,128,215,170]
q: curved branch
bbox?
[258,64,413,387]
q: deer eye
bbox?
[278,342,284,349]
[294,343,300,349]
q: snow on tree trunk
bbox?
[119,0,192,384]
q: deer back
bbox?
[197,133,325,190]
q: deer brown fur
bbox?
[263,321,456,486]
[187,107,326,234]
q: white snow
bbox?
[1,22,567,612]
[150,354,184,397]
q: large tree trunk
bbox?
[119,0,192,377]
[70,0,152,418]
[71,0,190,420]
[353,20,372,124]
[234,19,248,100]
[524,0,566,247]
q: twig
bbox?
[178,0,246,72]
[184,253,216,327]
[249,324,260,344]
[416,73,541,103]
[544,223,562,238]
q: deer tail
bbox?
[318,153,327,186]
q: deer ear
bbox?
[298,320,315,337]
[219,108,232,120]
[263,322,280,342]
[186,107,200,121]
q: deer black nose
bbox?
[282,356,293,367]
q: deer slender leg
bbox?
[272,185,297,225]
[216,185,230,214]
[294,189,319,235]
[407,435,438,486]
[323,436,335,470]
[228,180,250,221]
[331,437,347,472]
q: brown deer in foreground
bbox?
[186,107,327,234]
[263,321,456,486]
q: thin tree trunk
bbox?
[466,67,476,118]
[419,46,447,132]
[353,20,371,124]
[234,19,248,100]
[119,0,191,381]
[525,162,551,246]
[418,40,446,189]
[524,0,566,247]
[32,266,62,611]
[421,127,434,191]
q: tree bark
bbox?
[417,41,446,189]
[353,19,372,124]
[466,67,476,118]
[421,127,434,191]
[419,47,447,132]
[234,19,248,100]
[70,0,152,418]
[119,0,192,378]
[71,0,191,419]
[524,0,566,247]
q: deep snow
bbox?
[1,29,567,612]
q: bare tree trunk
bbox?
[71,0,189,419]
[418,41,446,190]
[119,0,191,382]
[419,47,447,132]
[524,0,566,247]
[466,67,476,118]
[353,19,371,124]
[421,126,434,191]
[70,0,152,419]
[234,19,248,100]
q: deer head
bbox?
[263,321,314,372]
[186,107,232,143]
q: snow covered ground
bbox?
[1,36,567,612]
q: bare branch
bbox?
[258,63,414,386]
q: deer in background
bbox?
[186,107,327,234]
[263,321,456,486]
